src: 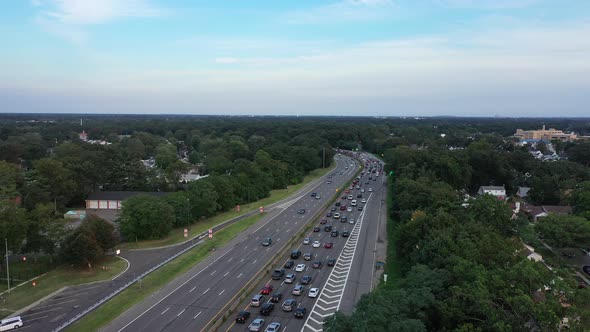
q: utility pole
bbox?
[5,238,10,294]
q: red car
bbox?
[341,195,347,200]
[345,189,351,194]
[260,284,273,295]
[324,242,333,249]
[340,205,346,211]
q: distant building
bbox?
[79,131,88,141]
[180,170,208,183]
[522,244,543,262]
[477,185,506,200]
[520,203,572,221]
[86,191,168,210]
[517,186,531,198]
[514,125,577,142]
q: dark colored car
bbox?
[324,225,332,232]
[310,192,317,197]
[291,249,301,259]
[260,303,274,315]
[335,201,341,206]
[272,269,285,280]
[324,242,333,248]
[330,206,337,211]
[357,193,362,198]
[301,275,312,285]
[312,260,322,269]
[262,237,272,246]
[284,260,294,268]
[294,307,307,318]
[326,212,333,217]
[270,292,283,303]
[327,258,336,267]
[235,310,250,323]
[340,205,346,211]
[342,231,349,237]
[583,266,590,276]
[320,219,327,224]
[331,230,339,237]
[298,209,306,214]
[313,227,321,232]
[357,206,363,211]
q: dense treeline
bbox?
[325,136,590,331]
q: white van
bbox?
[0,316,23,331]
[350,200,357,206]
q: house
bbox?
[180,170,209,183]
[521,204,572,221]
[522,244,543,262]
[85,191,168,210]
[477,185,506,200]
[516,186,531,198]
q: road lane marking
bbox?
[189,286,196,293]
[227,257,233,262]
[240,258,245,263]
[177,309,186,317]
[237,273,243,279]
[203,288,210,294]
[223,271,229,277]
[194,311,202,319]
[219,289,225,295]
[210,270,216,276]
[253,259,257,264]
[161,308,170,315]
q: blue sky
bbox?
[1,0,590,116]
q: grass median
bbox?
[119,165,334,250]
[65,213,265,332]
[0,256,126,319]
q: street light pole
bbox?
[5,238,10,293]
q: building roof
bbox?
[517,186,531,197]
[86,191,169,201]
[542,205,572,215]
[479,185,506,191]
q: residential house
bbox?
[477,185,506,200]
[85,191,168,210]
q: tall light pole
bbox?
[5,238,10,293]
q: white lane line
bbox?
[111,255,131,280]
[240,258,245,263]
[189,286,196,293]
[161,308,170,315]
[177,309,186,317]
[210,270,216,276]
[219,289,225,296]
[227,257,233,262]
[253,259,257,264]
[223,271,229,277]
[194,311,202,319]
[237,273,243,279]
[203,288,210,294]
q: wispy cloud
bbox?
[436,0,539,10]
[37,0,166,25]
[282,0,396,24]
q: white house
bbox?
[86,191,168,210]
[522,244,543,262]
[477,185,506,200]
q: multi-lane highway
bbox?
[103,154,362,332]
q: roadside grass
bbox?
[0,256,126,319]
[119,165,334,250]
[66,213,264,332]
[0,256,60,293]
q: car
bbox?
[327,258,336,266]
[260,303,274,315]
[324,242,334,248]
[327,180,332,184]
[368,188,373,192]
[271,269,285,280]
[308,288,320,298]
[320,219,328,224]
[335,201,341,206]
[270,292,282,303]
[295,264,306,272]
[290,249,301,259]
[298,209,306,214]
[0,316,22,332]
[562,251,576,258]
[284,260,294,268]
[313,226,321,232]
[301,275,313,284]
[361,199,366,204]
[294,307,307,318]
[583,266,590,277]
[341,216,348,223]
[303,253,312,261]
[251,294,265,307]
[341,195,347,199]
[345,189,351,194]
[324,225,332,232]
[282,298,297,312]
[312,260,322,269]
[348,195,353,200]
[348,218,355,224]
[261,284,273,295]
[351,200,357,206]
[312,240,321,248]
[333,213,340,219]
[310,192,317,197]
[285,273,296,283]
[357,193,362,198]
[331,230,339,237]
[326,212,333,217]
[340,205,346,211]
[292,284,305,296]
[342,231,350,237]
[361,188,365,193]
[330,206,337,211]
[357,206,363,211]
[303,237,311,245]
[248,318,265,331]
[315,195,321,199]
[347,206,353,212]
[235,311,251,324]
[261,238,272,246]
[265,322,281,332]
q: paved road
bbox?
[101,155,359,332]
[217,153,386,332]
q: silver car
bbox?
[248,318,265,332]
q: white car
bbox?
[265,322,281,332]
[333,213,340,219]
[347,207,352,212]
[361,199,367,204]
[0,316,23,331]
[348,218,355,224]
[308,287,320,298]
[368,188,373,192]
[361,188,365,193]
[295,263,306,272]
[312,240,321,248]
[303,237,311,245]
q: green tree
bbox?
[61,230,103,269]
[535,214,590,248]
[187,180,219,219]
[82,216,117,252]
[0,200,29,252]
[155,143,177,169]
[572,181,590,219]
[120,195,175,240]
[0,161,21,200]
[163,192,193,227]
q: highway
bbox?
[218,152,386,332]
[102,154,360,332]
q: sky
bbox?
[1,0,590,117]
